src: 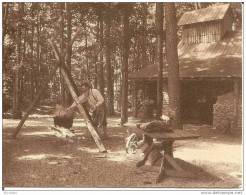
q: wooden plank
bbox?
[136,128,200,141]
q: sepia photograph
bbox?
[2,2,243,191]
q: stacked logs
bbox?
[213,92,234,130]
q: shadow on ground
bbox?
[2,117,242,188]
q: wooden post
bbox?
[233,79,240,128]
[49,39,107,153]
[60,68,106,152]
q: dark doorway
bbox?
[181,81,216,125]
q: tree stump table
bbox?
[135,129,200,183]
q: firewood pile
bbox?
[213,92,234,130]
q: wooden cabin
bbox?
[129,4,242,130]
[178,4,233,44]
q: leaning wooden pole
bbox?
[13,67,58,138]
[49,39,107,153]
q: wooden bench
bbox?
[135,129,200,183]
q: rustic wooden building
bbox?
[129,4,242,130]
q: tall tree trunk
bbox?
[156,3,164,118]
[13,3,24,119]
[35,9,40,95]
[94,19,100,89]
[121,7,130,125]
[94,52,98,89]
[85,25,89,79]
[98,12,105,96]
[20,28,27,107]
[165,3,182,129]
[59,3,66,105]
[30,23,35,100]
[65,2,72,105]
[105,12,114,115]
[140,3,148,68]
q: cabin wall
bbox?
[181,8,233,44]
[182,21,222,44]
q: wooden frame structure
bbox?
[13,28,107,153]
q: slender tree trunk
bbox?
[94,52,98,89]
[156,3,164,118]
[132,42,138,117]
[98,12,105,96]
[20,28,27,107]
[165,3,182,129]
[84,24,89,78]
[30,23,35,100]
[2,2,10,71]
[36,9,40,95]
[121,7,130,125]
[141,3,148,68]
[133,81,138,117]
[94,19,100,89]
[13,3,24,119]
[59,3,66,105]
[105,12,114,115]
[65,2,72,105]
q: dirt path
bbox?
[3,116,242,188]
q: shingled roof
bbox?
[178,4,230,26]
[129,31,242,80]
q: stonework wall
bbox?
[213,90,242,130]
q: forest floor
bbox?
[2,109,243,189]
